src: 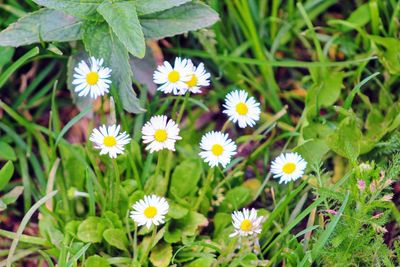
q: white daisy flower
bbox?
[180,60,211,94]
[199,131,237,168]
[89,124,131,158]
[130,194,169,229]
[229,208,263,237]
[153,57,192,95]
[270,152,307,184]
[141,115,182,153]
[72,57,112,99]
[223,90,261,128]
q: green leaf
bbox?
[294,139,330,166]
[103,229,129,251]
[141,2,219,40]
[135,0,191,15]
[150,242,172,267]
[369,35,400,75]
[0,47,14,70]
[97,1,145,58]
[82,23,144,113]
[219,186,252,213]
[77,217,108,243]
[2,186,23,205]
[85,255,110,267]
[168,202,189,219]
[170,158,202,198]
[32,0,101,19]
[0,142,16,161]
[0,9,82,47]
[104,211,123,229]
[307,71,344,109]
[0,161,14,191]
[327,119,361,163]
[176,211,208,236]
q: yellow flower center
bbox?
[211,144,224,156]
[103,136,117,147]
[240,219,252,231]
[154,129,168,142]
[186,74,198,87]
[236,102,248,115]
[282,162,296,174]
[168,70,180,83]
[86,71,99,85]
[144,206,157,218]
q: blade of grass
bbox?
[169,48,377,68]
[54,105,92,146]
[0,47,39,89]
[6,190,58,267]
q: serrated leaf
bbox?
[0,9,82,47]
[97,1,145,58]
[141,2,219,40]
[0,142,16,161]
[32,0,102,19]
[0,161,14,191]
[103,229,129,251]
[82,23,144,113]
[150,242,172,267]
[135,0,191,15]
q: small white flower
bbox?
[142,115,182,153]
[199,131,237,168]
[72,57,112,99]
[270,152,307,184]
[223,90,261,128]
[130,194,169,229]
[229,208,263,237]
[89,124,131,158]
[153,57,192,95]
[180,60,211,94]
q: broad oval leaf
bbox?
[85,255,110,267]
[77,217,108,243]
[0,9,82,47]
[103,229,128,251]
[97,1,145,58]
[150,242,172,267]
[170,158,202,198]
[141,2,219,40]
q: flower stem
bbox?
[176,92,190,124]
[111,159,120,211]
[140,226,157,264]
[194,168,214,210]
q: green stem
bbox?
[176,92,190,124]
[140,227,157,264]
[111,159,120,211]
[194,168,214,210]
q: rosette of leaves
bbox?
[0,0,219,113]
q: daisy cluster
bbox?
[72,56,308,237]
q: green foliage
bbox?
[0,0,400,266]
[0,0,219,113]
